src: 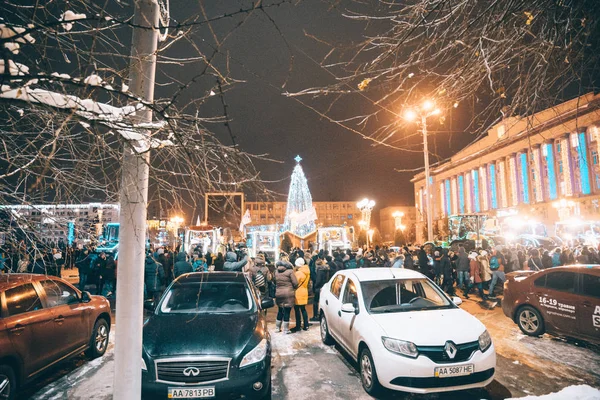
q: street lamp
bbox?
[170,216,184,248]
[404,100,442,242]
[357,198,376,230]
[392,211,405,230]
[367,229,374,249]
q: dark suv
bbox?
[0,274,112,400]
[142,272,274,399]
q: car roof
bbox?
[341,267,426,282]
[0,273,57,291]
[175,271,249,284]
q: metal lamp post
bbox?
[404,101,441,243]
[357,198,375,230]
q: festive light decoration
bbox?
[519,152,530,204]
[577,132,592,195]
[451,177,458,214]
[508,156,518,206]
[458,175,465,214]
[284,156,316,236]
[490,163,498,209]
[439,182,446,216]
[532,147,544,202]
[472,169,481,212]
[445,179,451,216]
[479,166,488,211]
[543,143,558,200]
[465,172,472,213]
[560,137,573,196]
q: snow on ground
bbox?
[506,385,600,400]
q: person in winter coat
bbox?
[464,252,486,300]
[552,248,562,267]
[332,252,344,273]
[249,253,271,298]
[479,250,492,287]
[440,250,455,295]
[527,249,543,271]
[401,248,412,269]
[391,253,405,269]
[144,253,164,302]
[541,250,553,269]
[433,251,442,284]
[174,252,193,277]
[311,256,330,322]
[17,255,30,273]
[93,252,107,294]
[223,251,248,272]
[275,259,298,334]
[456,247,470,290]
[75,249,92,291]
[99,254,116,297]
[292,258,311,332]
[32,254,46,275]
[213,252,225,271]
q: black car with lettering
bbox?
[502,265,600,344]
[141,272,274,399]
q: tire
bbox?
[87,318,110,359]
[0,364,16,400]
[516,305,545,336]
[359,347,384,398]
[320,314,334,345]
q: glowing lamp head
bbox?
[431,108,441,116]
[404,109,417,121]
[422,100,434,111]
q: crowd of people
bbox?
[2,237,599,323]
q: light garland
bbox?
[283,156,316,236]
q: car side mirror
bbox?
[452,296,463,306]
[80,291,92,303]
[261,298,275,309]
[144,300,156,311]
[341,303,356,314]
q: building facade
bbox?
[2,203,120,243]
[412,93,600,243]
[379,206,417,243]
[245,201,363,229]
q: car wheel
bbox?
[0,365,16,400]
[87,318,110,359]
[320,314,334,345]
[359,347,383,397]
[517,306,545,336]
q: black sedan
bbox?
[141,272,274,399]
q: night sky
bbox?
[159,1,480,209]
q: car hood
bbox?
[370,308,485,345]
[143,312,258,357]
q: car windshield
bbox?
[361,278,454,313]
[159,281,253,314]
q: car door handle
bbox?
[338,311,342,317]
[582,301,592,307]
[9,325,24,334]
[54,316,65,323]
[326,300,328,305]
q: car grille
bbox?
[155,358,230,384]
[416,341,480,363]
[391,368,494,388]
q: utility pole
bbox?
[422,115,434,243]
[113,1,159,399]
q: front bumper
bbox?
[141,358,271,400]
[374,342,496,394]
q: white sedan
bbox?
[318,268,496,396]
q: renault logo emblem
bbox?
[444,341,457,359]
[183,367,200,377]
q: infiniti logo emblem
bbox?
[444,341,457,359]
[183,367,201,377]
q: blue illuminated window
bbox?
[577,132,591,195]
[544,143,558,200]
[473,170,480,212]
[592,149,600,191]
[445,179,451,215]
[458,175,465,213]
[489,164,498,209]
[520,153,530,204]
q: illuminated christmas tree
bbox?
[284,155,316,236]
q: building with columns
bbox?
[412,93,600,243]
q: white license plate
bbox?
[434,364,474,378]
[168,387,215,399]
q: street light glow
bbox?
[404,109,417,121]
[422,100,434,110]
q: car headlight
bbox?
[478,330,492,353]
[381,337,418,358]
[240,339,268,368]
[141,357,147,371]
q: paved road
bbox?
[27,295,600,399]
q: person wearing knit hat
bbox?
[292,257,311,332]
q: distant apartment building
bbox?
[245,201,362,229]
[379,206,417,243]
[2,203,120,243]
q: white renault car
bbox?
[318,268,496,396]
